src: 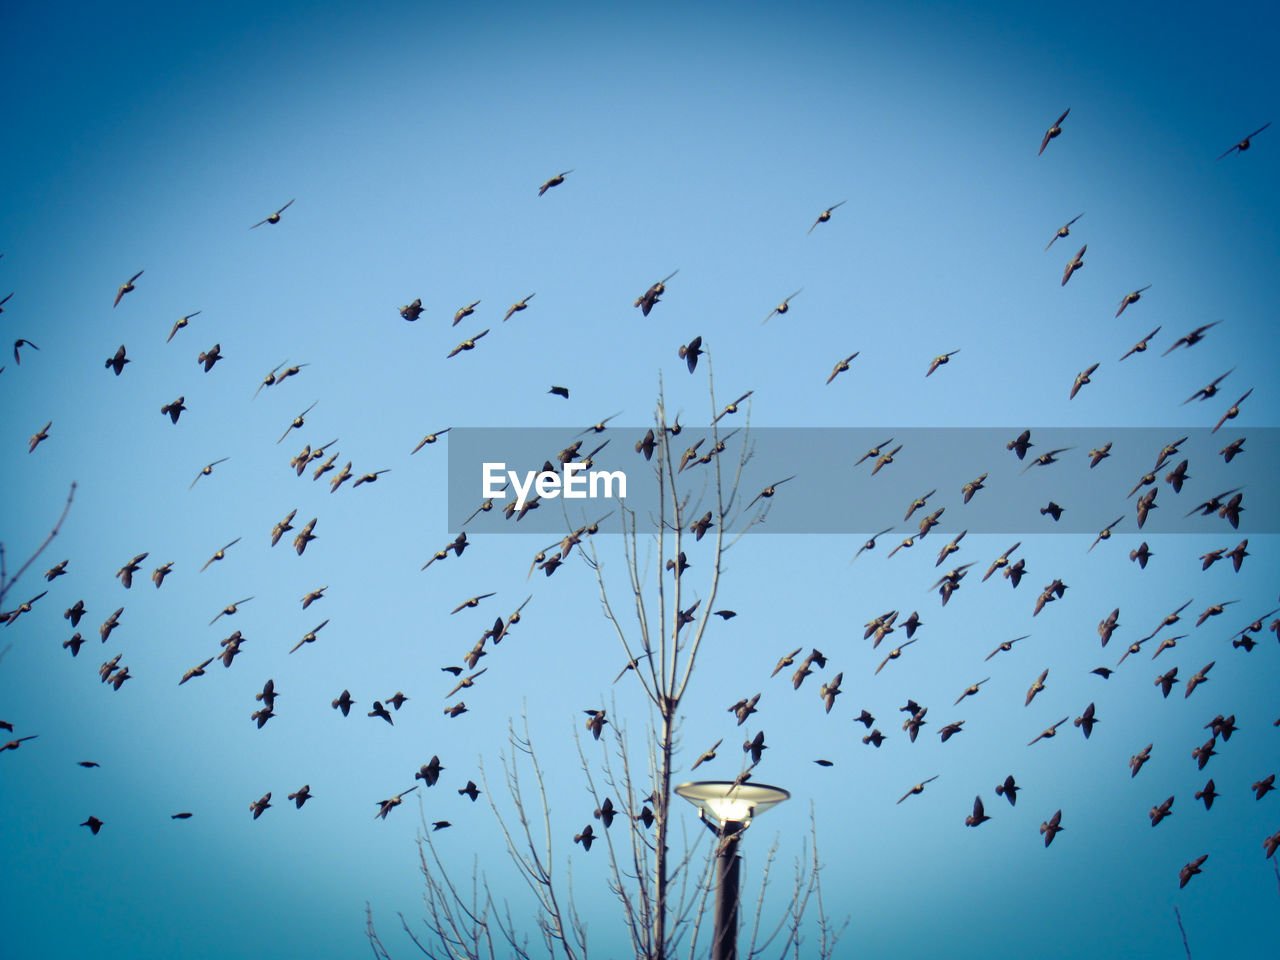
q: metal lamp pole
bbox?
[712,819,744,960]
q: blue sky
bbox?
[2,1,1277,958]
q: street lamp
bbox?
[675,780,790,960]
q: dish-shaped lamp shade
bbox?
[675,780,790,829]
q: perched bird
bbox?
[113,270,143,308]
[538,170,573,195]
[808,200,846,234]
[1039,108,1069,155]
[1217,122,1270,159]
[251,198,295,228]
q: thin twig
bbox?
[1174,906,1191,960]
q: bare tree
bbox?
[0,481,75,665]
[370,365,846,958]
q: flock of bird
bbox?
[2,109,1277,939]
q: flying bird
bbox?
[502,292,537,322]
[1163,321,1220,356]
[926,350,960,377]
[251,198,295,228]
[826,352,859,384]
[113,270,143,307]
[1045,213,1082,250]
[1061,245,1086,286]
[1115,285,1150,317]
[1039,809,1064,847]
[762,289,802,324]
[808,200,846,234]
[1039,108,1069,155]
[1069,363,1098,399]
[1217,121,1270,159]
[634,272,677,316]
[897,775,940,804]
[538,170,573,195]
[1119,327,1161,361]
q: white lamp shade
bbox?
[675,780,790,828]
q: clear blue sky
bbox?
[2,1,1277,958]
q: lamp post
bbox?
[675,780,790,960]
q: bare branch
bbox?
[0,481,75,608]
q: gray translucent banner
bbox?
[446,427,1275,535]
